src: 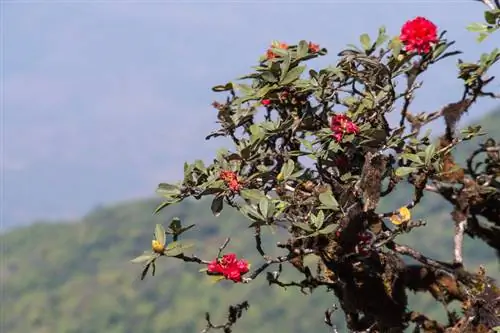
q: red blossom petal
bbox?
[207,260,223,273]
[228,180,241,192]
[345,122,360,134]
[226,268,242,282]
[400,16,438,54]
[236,259,249,273]
[266,49,276,60]
[308,41,320,53]
[332,132,343,142]
[221,253,237,266]
[261,99,271,106]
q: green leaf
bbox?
[258,197,269,219]
[211,196,224,217]
[313,210,325,230]
[169,217,182,232]
[401,153,423,165]
[432,42,448,60]
[240,189,266,202]
[183,163,194,181]
[293,222,313,232]
[318,191,339,210]
[156,183,180,196]
[255,85,273,98]
[309,69,319,81]
[280,65,305,85]
[424,143,436,166]
[234,83,254,95]
[375,26,388,47]
[131,252,155,264]
[194,160,205,172]
[270,47,288,57]
[261,71,278,83]
[360,33,371,51]
[280,54,291,82]
[300,139,313,152]
[319,224,336,235]
[297,40,309,59]
[328,140,340,153]
[484,10,499,25]
[154,224,166,246]
[154,201,169,215]
[467,22,488,33]
[249,124,265,143]
[295,231,320,240]
[165,242,193,257]
[389,37,402,57]
[477,32,489,42]
[261,120,278,131]
[395,166,417,177]
[212,82,233,92]
[240,203,266,221]
[280,160,295,180]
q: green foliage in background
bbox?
[2,110,498,333]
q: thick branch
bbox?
[454,219,467,265]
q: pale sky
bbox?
[2,0,500,227]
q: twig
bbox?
[254,225,265,256]
[389,242,454,273]
[173,253,211,265]
[242,249,315,283]
[218,238,231,258]
[324,304,339,331]
[399,80,422,127]
[201,301,250,333]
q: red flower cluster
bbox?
[219,170,241,192]
[207,253,250,283]
[330,114,360,142]
[266,41,288,60]
[308,41,320,53]
[261,99,271,106]
[400,16,438,54]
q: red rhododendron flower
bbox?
[207,253,250,283]
[400,16,438,54]
[266,41,288,60]
[330,114,360,142]
[261,99,271,106]
[219,170,241,192]
[308,41,320,53]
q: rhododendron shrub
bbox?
[132,4,500,332]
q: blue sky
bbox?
[2,0,499,227]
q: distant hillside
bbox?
[2,195,499,332]
[2,108,499,333]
